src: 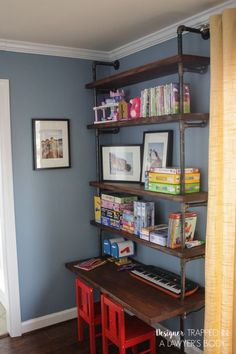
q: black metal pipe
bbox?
[177,24,210,55]
[92,60,120,80]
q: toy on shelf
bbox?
[118,99,131,120]
[93,89,125,123]
[111,240,134,266]
[130,97,141,119]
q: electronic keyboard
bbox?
[129,265,199,298]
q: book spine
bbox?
[147,172,200,184]
[94,196,101,223]
[149,167,200,174]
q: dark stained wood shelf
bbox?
[87,113,209,129]
[90,220,205,260]
[85,54,210,89]
[66,260,205,326]
[90,181,208,203]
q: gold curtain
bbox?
[204,8,236,354]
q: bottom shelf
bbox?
[66,260,204,326]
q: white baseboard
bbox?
[156,323,203,354]
[21,307,77,334]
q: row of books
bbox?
[144,167,200,195]
[140,83,190,118]
[94,194,155,236]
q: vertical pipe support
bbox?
[180,312,187,353]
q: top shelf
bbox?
[85,54,210,90]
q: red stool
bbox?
[76,278,101,354]
[101,294,156,354]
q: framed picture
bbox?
[32,119,71,170]
[101,145,141,182]
[141,130,173,182]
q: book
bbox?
[145,182,200,194]
[94,196,101,223]
[149,167,200,174]
[74,258,107,271]
[101,193,138,204]
[146,171,200,184]
[167,212,197,248]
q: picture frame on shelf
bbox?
[101,145,141,182]
[32,119,71,170]
[141,130,173,182]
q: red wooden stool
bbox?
[101,294,156,354]
[76,278,101,354]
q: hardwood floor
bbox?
[0,319,184,354]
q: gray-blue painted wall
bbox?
[0,51,98,321]
[0,31,209,344]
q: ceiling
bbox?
[0,0,228,53]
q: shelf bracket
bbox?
[98,127,120,134]
[184,121,208,129]
[186,201,208,208]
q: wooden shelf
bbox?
[66,260,205,325]
[90,181,208,203]
[87,113,209,130]
[90,220,205,260]
[85,54,210,90]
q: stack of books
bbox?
[100,193,138,230]
[167,211,197,248]
[140,83,190,117]
[144,167,200,194]
[140,224,168,243]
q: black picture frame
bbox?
[32,119,71,170]
[141,130,173,182]
[101,144,141,182]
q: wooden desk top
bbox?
[66,260,204,326]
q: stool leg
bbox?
[132,345,138,353]
[102,336,109,354]
[89,324,96,354]
[77,316,84,342]
[150,333,156,354]
[119,346,126,354]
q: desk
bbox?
[66,260,204,326]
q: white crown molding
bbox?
[109,0,236,60]
[0,0,235,61]
[0,39,109,61]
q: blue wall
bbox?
[0,31,209,344]
[0,51,99,321]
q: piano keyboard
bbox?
[129,265,199,298]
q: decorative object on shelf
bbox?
[130,97,141,118]
[32,119,70,170]
[141,130,173,182]
[103,237,125,256]
[101,145,141,182]
[111,240,134,265]
[118,99,131,120]
[167,211,197,248]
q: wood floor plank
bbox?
[0,319,184,354]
